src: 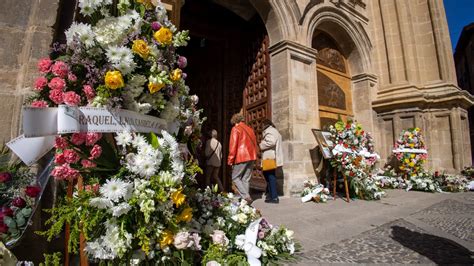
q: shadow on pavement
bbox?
[391,225,474,264]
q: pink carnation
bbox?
[37,58,52,73]
[48,77,66,91]
[49,89,64,104]
[63,91,81,106]
[51,61,69,78]
[34,77,48,91]
[81,159,96,168]
[90,144,102,159]
[85,132,102,146]
[71,133,86,146]
[54,136,68,149]
[68,72,77,82]
[51,164,79,180]
[31,100,48,108]
[63,149,80,164]
[54,153,66,164]
[82,85,95,100]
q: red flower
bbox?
[25,185,41,198]
[11,197,26,208]
[0,172,11,183]
[2,206,13,217]
[0,222,8,233]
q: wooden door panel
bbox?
[244,35,271,191]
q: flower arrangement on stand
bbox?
[9,0,297,264]
[393,128,428,178]
[300,180,331,203]
[0,147,40,246]
[329,120,385,200]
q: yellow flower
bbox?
[148,82,165,94]
[171,189,186,207]
[132,39,150,59]
[409,162,415,167]
[170,69,182,82]
[409,143,415,148]
[410,154,415,158]
[154,27,173,45]
[105,70,124,90]
[404,158,410,164]
[177,207,193,223]
[136,0,154,9]
[159,230,174,248]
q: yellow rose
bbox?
[171,189,186,207]
[409,162,415,167]
[404,158,410,164]
[132,39,150,59]
[410,154,415,158]
[154,27,173,45]
[148,82,165,94]
[177,207,193,223]
[105,70,124,90]
[159,230,174,248]
[170,69,182,82]
[409,143,415,148]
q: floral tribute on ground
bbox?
[12,0,298,264]
[328,120,385,200]
[0,147,40,246]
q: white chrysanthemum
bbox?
[79,0,113,16]
[115,131,133,146]
[89,197,114,209]
[131,135,147,148]
[106,46,136,75]
[65,22,95,48]
[110,202,132,217]
[100,178,132,202]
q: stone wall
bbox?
[0,0,60,143]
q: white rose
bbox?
[237,213,248,224]
[206,261,221,266]
[210,230,229,246]
[173,231,190,250]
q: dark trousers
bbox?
[263,169,278,200]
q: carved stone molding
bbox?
[269,40,318,65]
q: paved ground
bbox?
[252,190,474,265]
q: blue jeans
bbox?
[263,169,278,200]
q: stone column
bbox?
[269,40,318,195]
[352,73,377,134]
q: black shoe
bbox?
[265,198,279,204]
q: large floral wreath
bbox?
[393,128,428,177]
[4,0,297,264]
[329,120,384,200]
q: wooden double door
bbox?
[180,0,271,191]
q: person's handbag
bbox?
[262,159,277,171]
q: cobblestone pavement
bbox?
[294,194,474,265]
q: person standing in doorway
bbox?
[259,119,283,203]
[205,129,224,191]
[228,113,257,204]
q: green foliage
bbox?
[39,252,62,266]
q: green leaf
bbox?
[150,132,160,149]
[4,216,16,228]
[16,215,26,227]
[21,207,32,217]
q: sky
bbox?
[443,0,474,51]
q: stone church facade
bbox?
[0,0,472,196]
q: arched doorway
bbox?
[179,0,270,191]
[313,31,353,129]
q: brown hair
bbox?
[262,119,275,129]
[230,113,244,125]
